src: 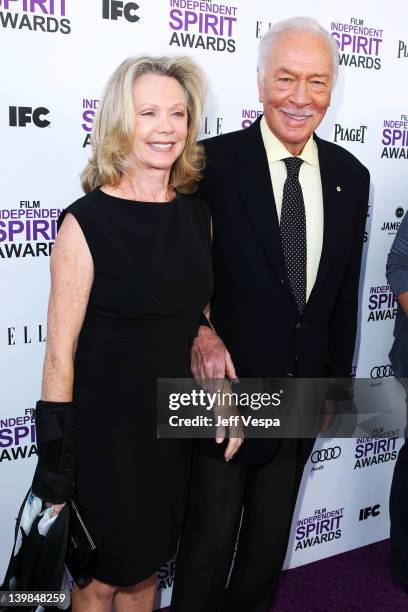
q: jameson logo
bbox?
[380,207,404,236]
[295,507,343,550]
[0,409,37,463]
[331,17,383,70]
[367,285,397,322]
[0,0,71,34]
[381,115,408,159]
[0,200,62,259]
[169,0,238,52]
[82,98,99,148]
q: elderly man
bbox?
[171,16,370,612]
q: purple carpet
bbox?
[161,539,408,611]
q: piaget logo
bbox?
[397,40,408,59]
[333,123,367,144]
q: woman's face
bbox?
[131,73,188,173]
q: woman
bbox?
[32,55,213,611]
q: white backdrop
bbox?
[1,1,407,608]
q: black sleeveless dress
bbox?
[58,188,213,586]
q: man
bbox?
[387,212,408,591]
[171,16,370,612]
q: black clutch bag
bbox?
[65,497,96,586]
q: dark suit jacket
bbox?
[196,116,370,464]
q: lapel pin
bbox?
[336,186,341,192]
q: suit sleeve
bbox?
[196,146,214,330]
[327,167,370,378]
[386,212,408,298]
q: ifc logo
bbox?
[102,0,140,22]
[395,207,404,219]
[9,107,50,128]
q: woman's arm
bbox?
[41,213,94,401]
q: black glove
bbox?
[32,400,77,504]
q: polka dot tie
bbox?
[280,157,307,314]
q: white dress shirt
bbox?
[260,115,324,301]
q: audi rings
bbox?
[370,365,394,379]
[311,446,342,463]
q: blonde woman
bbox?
[33,56,213,611]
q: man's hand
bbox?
[191,325,238,383]
[319,399,338,433]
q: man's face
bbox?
[258,31,334,155]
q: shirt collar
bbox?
[260,115,319,168]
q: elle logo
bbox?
[7,325,46,346]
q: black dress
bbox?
[58,188,213,586]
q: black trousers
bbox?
[171,438,305,612]
[390,383,408,588]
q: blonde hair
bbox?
[81,56,206,194]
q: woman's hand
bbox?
[213,379,244,462]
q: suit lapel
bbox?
[306,134,343,307]
[233,118,288,283]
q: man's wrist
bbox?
[199,324,214,335]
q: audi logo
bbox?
[370,365,394,379]
[311,447,341,463]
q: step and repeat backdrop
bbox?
[1,0,407,607]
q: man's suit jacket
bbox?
[196,116,370,465]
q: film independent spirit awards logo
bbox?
[0,0,71,34]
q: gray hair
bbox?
[257,16,339,84]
